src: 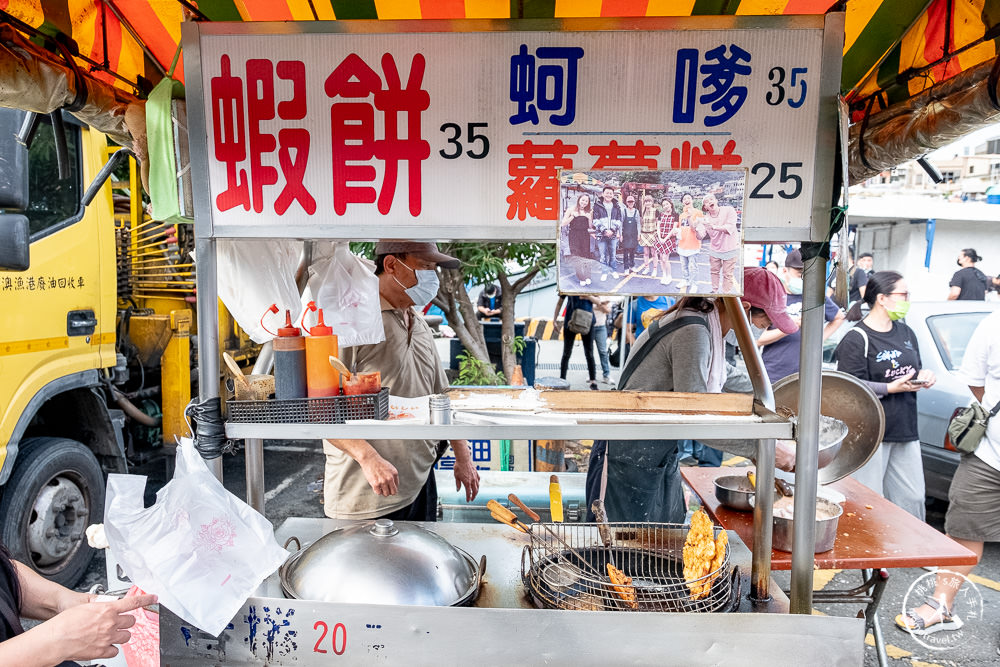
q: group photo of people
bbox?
[557,169,747,297]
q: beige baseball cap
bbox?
[374,241,460,269]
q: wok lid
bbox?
[279,519,481,607]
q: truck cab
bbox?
[0,108,230,586]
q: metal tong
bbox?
[487,496,604,580]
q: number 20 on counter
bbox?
[313,621,347,655]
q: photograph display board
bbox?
[187,17,837,241]
[557,169,746,296]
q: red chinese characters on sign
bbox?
[210,55,316,215]
[670,139,742,170]
[324,53,431,216]
[506,141,578,221]
[588,141,661,170]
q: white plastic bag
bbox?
[104,438,288,636]
[218,239,302,343]
[300,242,384,347]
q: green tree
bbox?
[352,241,556,384]
[437,242,556,383]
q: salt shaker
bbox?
[428,394,452,424]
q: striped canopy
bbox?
[2,0,998,121]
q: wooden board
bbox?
[447,388,753,416]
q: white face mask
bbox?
[724,324,767,347]
[393,260,440,308]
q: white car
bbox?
[823,300,999,501]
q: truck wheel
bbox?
[0,437,104,587]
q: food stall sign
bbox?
[184,16,842,242]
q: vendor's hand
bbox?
[360,453,399,496]
[775,440,796,472]
[47,594,157,661]
[453,457,481,502]
[887,371,917,394]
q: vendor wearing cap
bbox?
[585,267,799,523]
[323,242,480,521]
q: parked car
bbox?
[823,301,999,501]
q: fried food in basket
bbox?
[683,508,717,600]
[606,563,638,609]
[708,530,728,586]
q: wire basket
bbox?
[520,522,738,613]
[227,387,389,424]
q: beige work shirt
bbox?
[323,296,448,518]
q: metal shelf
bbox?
[225,417,793,441]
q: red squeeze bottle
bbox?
[302,302,340,397]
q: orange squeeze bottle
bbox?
[302,301,340,397]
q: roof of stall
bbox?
[3,0,997,114]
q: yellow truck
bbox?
[0,108,251,586]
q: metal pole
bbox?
[242,343,273,513]
[789,245,826,613]
[195,237,223,480]
[721,296,775,603]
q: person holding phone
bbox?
[834,271,936,519]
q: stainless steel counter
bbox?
[160,518,865,666]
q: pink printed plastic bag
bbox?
[104,438,288,636]
[121,586,159,667]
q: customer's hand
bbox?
[887,371,917,394]
[359,452,399,496]
[915,370,936,389]
[45,594,157,661]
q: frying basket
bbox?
[520,522,738,613]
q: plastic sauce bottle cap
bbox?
[306,308,333,336]
[277,310,301,337]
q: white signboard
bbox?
[187,17,839,242]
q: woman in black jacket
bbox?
[554,294,598,390]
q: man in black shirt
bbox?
[476,283,502,320]
[948,248,989,301]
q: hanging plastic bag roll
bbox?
[104,438,288,636]
[218,239,302,344]
[301,242,385,348]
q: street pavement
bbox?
[80,337,1000,665]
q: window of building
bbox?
[940,170,957,183]
[26,115,83,239]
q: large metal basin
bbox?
[772,370,885,484]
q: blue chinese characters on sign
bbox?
[509,45,585,126]
[673,45,752,127]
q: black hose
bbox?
[185,397,230,459]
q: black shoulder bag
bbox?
[618,316,709,389]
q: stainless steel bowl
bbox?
[279,519,484,607]
[773,370,885,484]
[713,475,755,511]
[772,498,844,553]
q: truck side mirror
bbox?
[0,213,30,271]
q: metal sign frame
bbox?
[182,15,843,243]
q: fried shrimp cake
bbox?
[606,563,638,609]
[708,530,728,586]
[683,508,717,599]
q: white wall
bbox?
[855,219,1000,301]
